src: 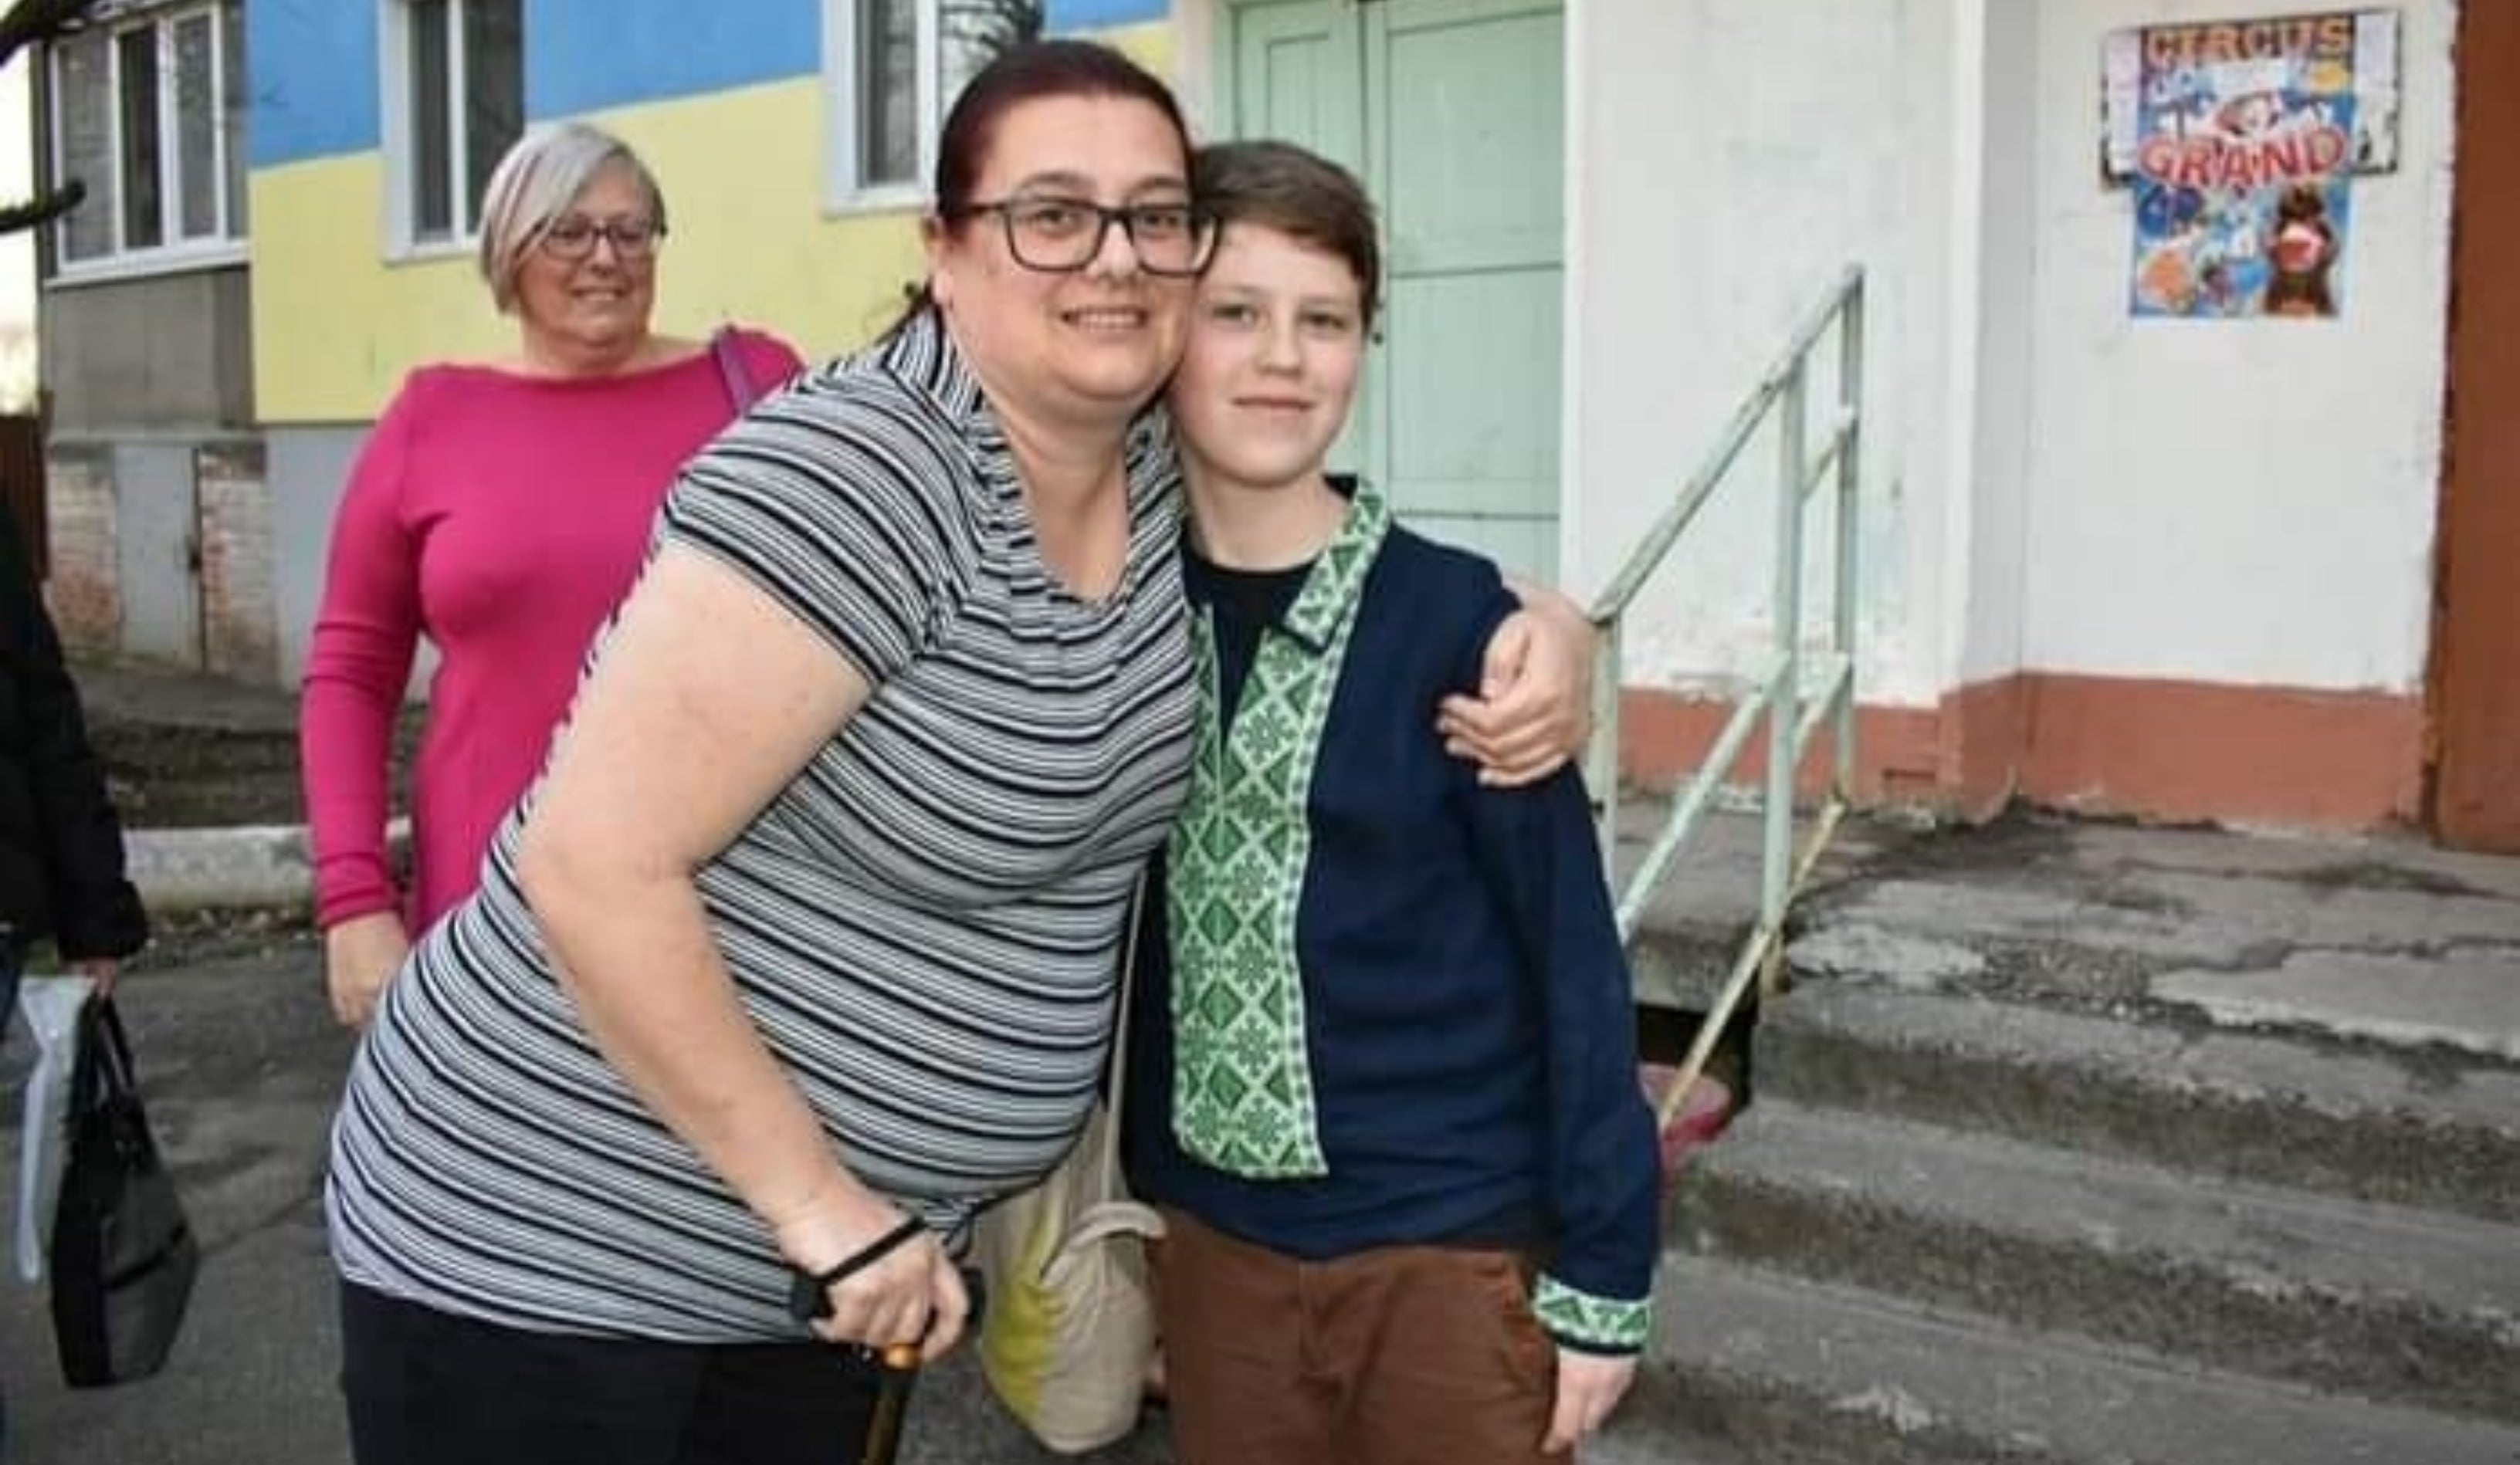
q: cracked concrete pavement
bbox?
[1783,814,2520,1059]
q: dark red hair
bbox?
[892,40,1194,334]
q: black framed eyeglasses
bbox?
[957,195,1216,277]
[537,216,666,261]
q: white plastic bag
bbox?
[16,973,97,1283]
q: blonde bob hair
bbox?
[475,122,669,314]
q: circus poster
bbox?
[2105,11,2400,320]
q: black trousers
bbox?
[339,1281,884,1465]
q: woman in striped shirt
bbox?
[325,40,1588,1465]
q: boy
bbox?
[1126,140,1658,1464]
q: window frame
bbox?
[46,0,248,283]
[823,0,964,213]
[377,0,523,261]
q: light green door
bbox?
[1221,0,1566,579]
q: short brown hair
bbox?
[1192,140,1381,328]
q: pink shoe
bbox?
[1639,1065,1735,1192]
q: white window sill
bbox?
[825,184,929,221]
[47,239,249,289]
[385,235,478,267]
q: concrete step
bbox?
[122,819,412,915]
[1609,800,1909,1013]
[1756,979,2520,1222]
[90,719,301,766]
[1631,919,1747,1013]
[1673,1100,2520,1423]
[1647,1256,2520,1465]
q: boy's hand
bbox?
[1544,1348,1637,1453]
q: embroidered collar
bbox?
[1195,479,1387,655]
[1279,479,1386,651]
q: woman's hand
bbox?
[777,1197,973,1361]
[66,957,119,1001]
[324,910,412,1028]
[1437,577,1597,787]
[1543,1348,1638,1453]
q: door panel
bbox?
[1369,0,1563,577]
[1229,2,1363,170]
[1377,2,1565,272]
[1402,514,1556,583]
[1382,269,1560,516]
[114,445,205,668]
[1223,0,1564,580]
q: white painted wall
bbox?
[1569,0,2455,711]
[1946,0,2044,690]
[2020,0,2454,692]
[1567,0,1953,705]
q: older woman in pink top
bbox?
[300,123,804,1027]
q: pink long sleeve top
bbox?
[300,329,803,934]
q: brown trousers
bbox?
[1154,1208,1561,1465]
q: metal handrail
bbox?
[1583,265,1865,1130]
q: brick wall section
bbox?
[42,445,119,655]
[198,441,276,682]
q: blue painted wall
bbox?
[527,0,821,120]
[250,0,819,167]
[247,1,381,167]
[1047,0,1166,28]
[249,0,1174,169]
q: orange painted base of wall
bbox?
[1618,672,2425,832]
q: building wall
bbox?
[32,0,259,670]
[1573,0,2457,830]
[37,255,259,671]
[198,438,277,682]
[2021,0,2452,695]
[42,444,118,650]
[250,0,1169,685]
[1567,0,1945,706]
[1951,0,2044,696]
[40,266,253,431]
[267,425,367,689]
[236,0,2461,831]
[249,84,931,425]
[1995,0,2454,827]
[249,0,1170,426]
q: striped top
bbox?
[326,310,1197,1342]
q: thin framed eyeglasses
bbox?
[537,216,666,261]
[959,195,1215,277]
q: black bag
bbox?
[48,994,199,1387]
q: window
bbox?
[381,0,522,249]
[49,2,247,272]
[826,1,1041,202]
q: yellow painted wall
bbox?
[1103,20,1173,76]
[255,22,1181,425]
[253,82,930,423]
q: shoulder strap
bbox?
[1092,870,1150,1184]
[710,326,757,413]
